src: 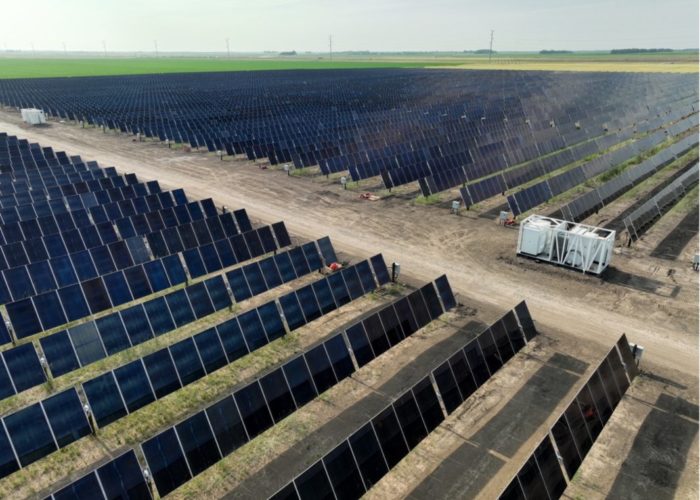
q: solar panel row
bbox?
[38,275,230,378]
[0,70,695,192]
[80,251,367,431]
[43,275,457,498]
[139,274,455,497]
[506,115,698,216]
[455,133,600,205]
[555,133,698,222]
[0,255,376,475]
[3,218,262,340]
[0,186,191,259]
[0,198,240,307]
[498,334,638,500]
[349,93,693,188]
[623,162,699,241]
[270,301,537,500]
[0,175,159,223]
[0,133,95,171]
[29,225,298,378]
[422,101,695,198]
[0,388,90,474]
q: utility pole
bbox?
[154,40,159,58]
[102,40,107,57]
[329,34,332,62]
[225,38,230,58]
[62,42,67,56]
[489,30,494,63]
[31,42,35,56]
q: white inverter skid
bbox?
[517,214,615,275]
[20,108,47,125]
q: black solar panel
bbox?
[273,301,536,499]
[498,335,638,499]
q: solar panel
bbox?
[169,337,206,385]
[272,222,292,248]
[175,411,222,475]
[52,470,104,499]
[0,360,15,400]
[260,368,297,423]
[234,382,274,439]
[142,296,175,337]
[165,290,195,327]
[322,441,366,500]
[114,360,156,413]
[370,254,390,285]
[141,428,192,496]
[205,396,248,456]
[274,302,537,498]
[216,318,249,363]
[83,372,127,428]
[143,349,182,399]
[433,274,457,311]
[4,402,57,467]
[96,450,152,500]
[194,328,228,373]
[3,343,45,391]
[42,388,91,447]
[283,357,318,408]
[301,242,322,270]
[348,423,389,488]
[499,335,638,498]
[68,322,107,366]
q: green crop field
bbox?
[0,51,696,79]
[0,57,459,79]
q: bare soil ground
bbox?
[649,203,699,262]
[0,110,696,499]
[366,327,699,500]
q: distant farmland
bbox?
[0,58,454,79]
[0,51,697,79]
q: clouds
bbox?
[2,0,698,52]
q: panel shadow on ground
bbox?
[606,393,699,500]
[408,353,586,499]
[228,320,488,499]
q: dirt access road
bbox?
[0,110,697,380]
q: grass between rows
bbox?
[0,284,404,498]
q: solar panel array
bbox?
[0,130,473,499]
[269,301,538,500]
[505,113,699,216]
[0,255,388,476]
[0,215,318,399]
[622,162,699,241]
[498,334,639,500]
[454,102,697,207]
[554,133,700,222]
[44,275,459,498]
[0,70,697,196]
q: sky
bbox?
[2,0,698,53]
